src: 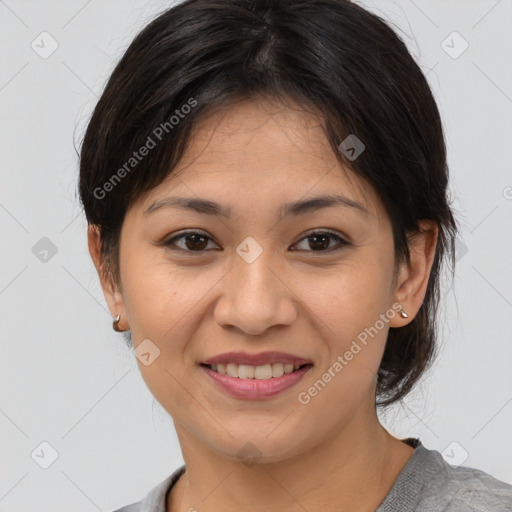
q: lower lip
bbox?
[199,364,313,399]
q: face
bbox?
[94,97,415,464]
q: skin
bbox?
[89,96,438,512]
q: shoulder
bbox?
[421,461,512,511]
[411,444,512,512]
[443,464,512,511]
[112,505,139,512]
[109,465,186,512]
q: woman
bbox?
[79,0,512,510]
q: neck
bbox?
[168,405,415,512]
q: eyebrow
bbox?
[143,194,369,218]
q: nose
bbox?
[213,248,298,336]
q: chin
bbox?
[210,430,310,467]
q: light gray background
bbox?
[1,1,511,510]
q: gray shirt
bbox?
[112,438,512,511]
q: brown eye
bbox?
[291,231,349,253]
[162,230,349,254]
[163,231,219,252]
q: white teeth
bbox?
[272,362,284,377]
[238,364,255,379]
[226,363,239,378]
[254,364,272,379]
[209,362,305,379]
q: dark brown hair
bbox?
[78,0,457,407]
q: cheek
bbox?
[298,253,394,328]
[122,239,395,353]
[121,232,395,400]
[294,274,392,421]
[120,245,200,338]
[296,254,395,385]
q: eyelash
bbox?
[161,230,350,254]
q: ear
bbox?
[389,220,438,327]
[87,225,129,331]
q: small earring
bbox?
[398,309,409,319]
[112,314,122,332]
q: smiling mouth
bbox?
[200,362,312,379]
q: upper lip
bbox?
[201,351,313,367]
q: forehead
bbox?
[138,97,383,218]
[177,97,336,176]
